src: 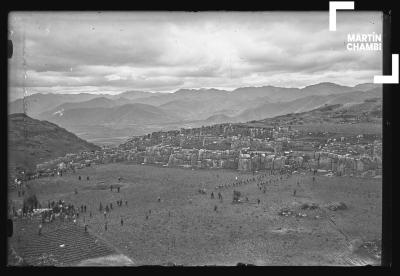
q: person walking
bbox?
[38,223,42,236]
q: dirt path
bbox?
[299,175,380,266]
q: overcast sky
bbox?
[8,11,382,100]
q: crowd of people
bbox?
[196,167,314,208]
[12,165,317,239]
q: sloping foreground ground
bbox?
[8,216,133,266]
[9,163,381,266]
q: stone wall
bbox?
[238,152,287,172]
[314,151,382,175]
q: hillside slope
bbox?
[37,103,181,128]
[248,97,382,136]
[8,113,101,172]
[235,88,381,122]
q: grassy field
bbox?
[9,163,382,266]
[292,122,382,136]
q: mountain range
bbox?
[8,82,382,145]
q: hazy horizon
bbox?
[9,81,379,102]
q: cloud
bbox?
[8,11,382,96]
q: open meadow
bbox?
[9,163,382,266]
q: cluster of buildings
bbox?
[32,122,382,178]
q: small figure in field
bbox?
[87,176,89,181]
[120,217,124,226]
[145,215,149,220]
[293,189,297,197]
[125,200,128,206]
[117,187,120,193]
[246,197,249,202]
[104,211,107,219]
[84,205,87,212]
[158,197,161,203]
[38,223,42,236]
[78,176,81,181]
[211,192,214,199]
[257,199,260,204]
[214,205,218,212]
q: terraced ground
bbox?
[8,163,382,266]
[8,217,118,266]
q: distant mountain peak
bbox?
[303,82,346,89]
